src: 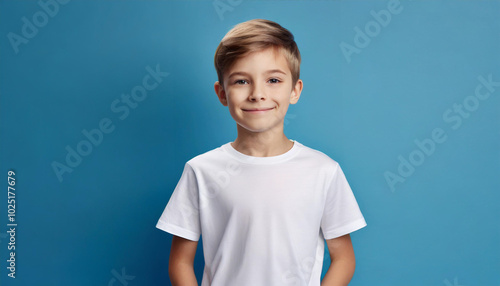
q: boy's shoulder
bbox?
[295,141,342,171]
[298,142,339,162]
[183,143,228,169]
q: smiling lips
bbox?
[242,107,274,113]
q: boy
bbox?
[156,19,367,286]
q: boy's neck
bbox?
[231,125,294,157]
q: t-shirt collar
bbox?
[222,139,301,164]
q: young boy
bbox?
[156,19,367,286]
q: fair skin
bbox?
[321,234,356,285]
[169,47,356,286]
[214,46,301,157]
[169,236,198,286]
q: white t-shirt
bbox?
[156,140,366,286]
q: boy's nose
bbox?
[248,83,267,101]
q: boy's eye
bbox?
[268,78,281,84]
[234,79,248,85]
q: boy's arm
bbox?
[169,235,199,286]
[321,234,356,286]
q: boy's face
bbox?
[214,47,303,135]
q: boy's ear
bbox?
[289,79,303,105]
[214,81,228,106]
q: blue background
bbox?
[1,0,499,285]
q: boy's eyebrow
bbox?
[228,69,287,79]
[265,69,287,75]
[227,72,247,79]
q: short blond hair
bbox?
[214,19,301,88]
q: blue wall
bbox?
[1,0,499,285]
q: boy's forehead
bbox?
[225,47,291,77]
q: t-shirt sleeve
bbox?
[156,162,201,241]
[320,163,367,240]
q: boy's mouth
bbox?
[242,107,274,112]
